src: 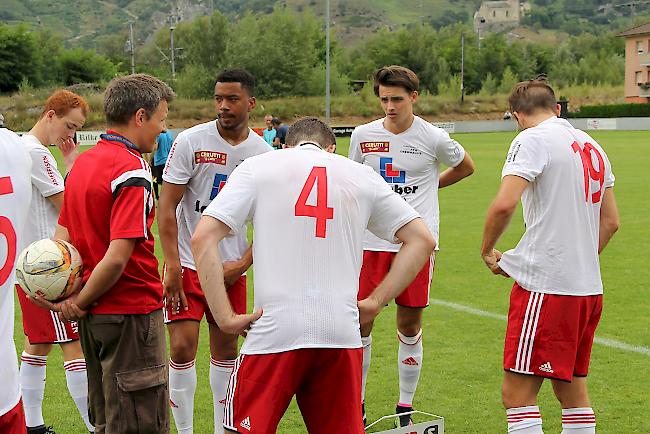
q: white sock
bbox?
[561,407,596,433]
[64,359,94,432]
[397,330,423,407]
[169,359,197,434]
[506,406,544,433]
[210,358,236,434]
[20,352,47,428]
[361,335,372,403]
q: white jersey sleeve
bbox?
[348,128,363,163]
[202,159,255,235]
[162,133,193,185]
[501,135,549,182]
[433,129,466,168]
[29,146,64,197]
[366,169,419,243]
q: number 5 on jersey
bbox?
[295,167,334,238]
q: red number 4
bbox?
[572,141,605,204]
[295,167,334,238]
[0,176,17,286]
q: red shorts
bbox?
[358,250,434,308]
[16,285,79,344]
[163,267,247,324]
[224,348,364,434]
[0,400,27,434]
[504,283,602,382]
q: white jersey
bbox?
[498,117,615,296]
[0,129,32,416]
[22,134,65,246]
[162,121,271,269]
[204,144,419,354]
[349,116,465,251]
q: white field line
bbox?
[430,298,650,357]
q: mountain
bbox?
[2,0,647,52]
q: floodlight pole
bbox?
[170,25,176,81]
[461,34,465,103]
[325,0,331,125]
[129,21,135,74]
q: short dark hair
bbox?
[271,117,282,126]
[373,65,419,97]
[104,74,175,126]
[215,69,256,96]
[285,117,336,149]
[508,75,557,115]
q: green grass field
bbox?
[16,130,650,433]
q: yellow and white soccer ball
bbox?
[15,239,83,301]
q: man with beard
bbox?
[158,69,271,434]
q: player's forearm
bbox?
[53,224,71,243]
[157,208,182,269]
[439,155,475,189]
[192,235,234,325]
[372,237,435,306]
[598,219,619,254]
[481,205,515,255]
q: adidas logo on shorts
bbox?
[240,416,251,431]
[539,362,554,373]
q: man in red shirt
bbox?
[34,74,175,434]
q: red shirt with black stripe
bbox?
[59,131,162,314]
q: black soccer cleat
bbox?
[27,425,56,434]
[395,404,414,428]
[361,401,367,426]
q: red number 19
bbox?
[571,141,605,204]
[0,176,17,286]
[295,167,334,238]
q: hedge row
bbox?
[569,103,650,118]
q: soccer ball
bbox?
[15,239,83,301]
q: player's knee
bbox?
[24,342,52,356]
[169,334,198,363]
[211,337,238,360]
[501,382,534,409]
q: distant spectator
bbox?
[263,114,276,147]
[0,113,5,128]
[272,117,288,149]
[503,110,513,120]
[152,129,174,199]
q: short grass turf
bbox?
[16,130,650,433]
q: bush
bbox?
[569,103,650,118]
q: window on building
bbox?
[637,41,644,54]
[636,71,644,84]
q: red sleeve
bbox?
[110,185,149,240]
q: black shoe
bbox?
[27,426,56,434]
[361,401,367,426]
[394,404,414,428]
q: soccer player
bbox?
[348,65,475,425]
[33,74,175,434]
[15,90,94,434]
[481,77,619,434]
[0,128,32,434]
[158,69,271,434]
[191,117,436,433]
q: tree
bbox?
[0,24,36,92]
